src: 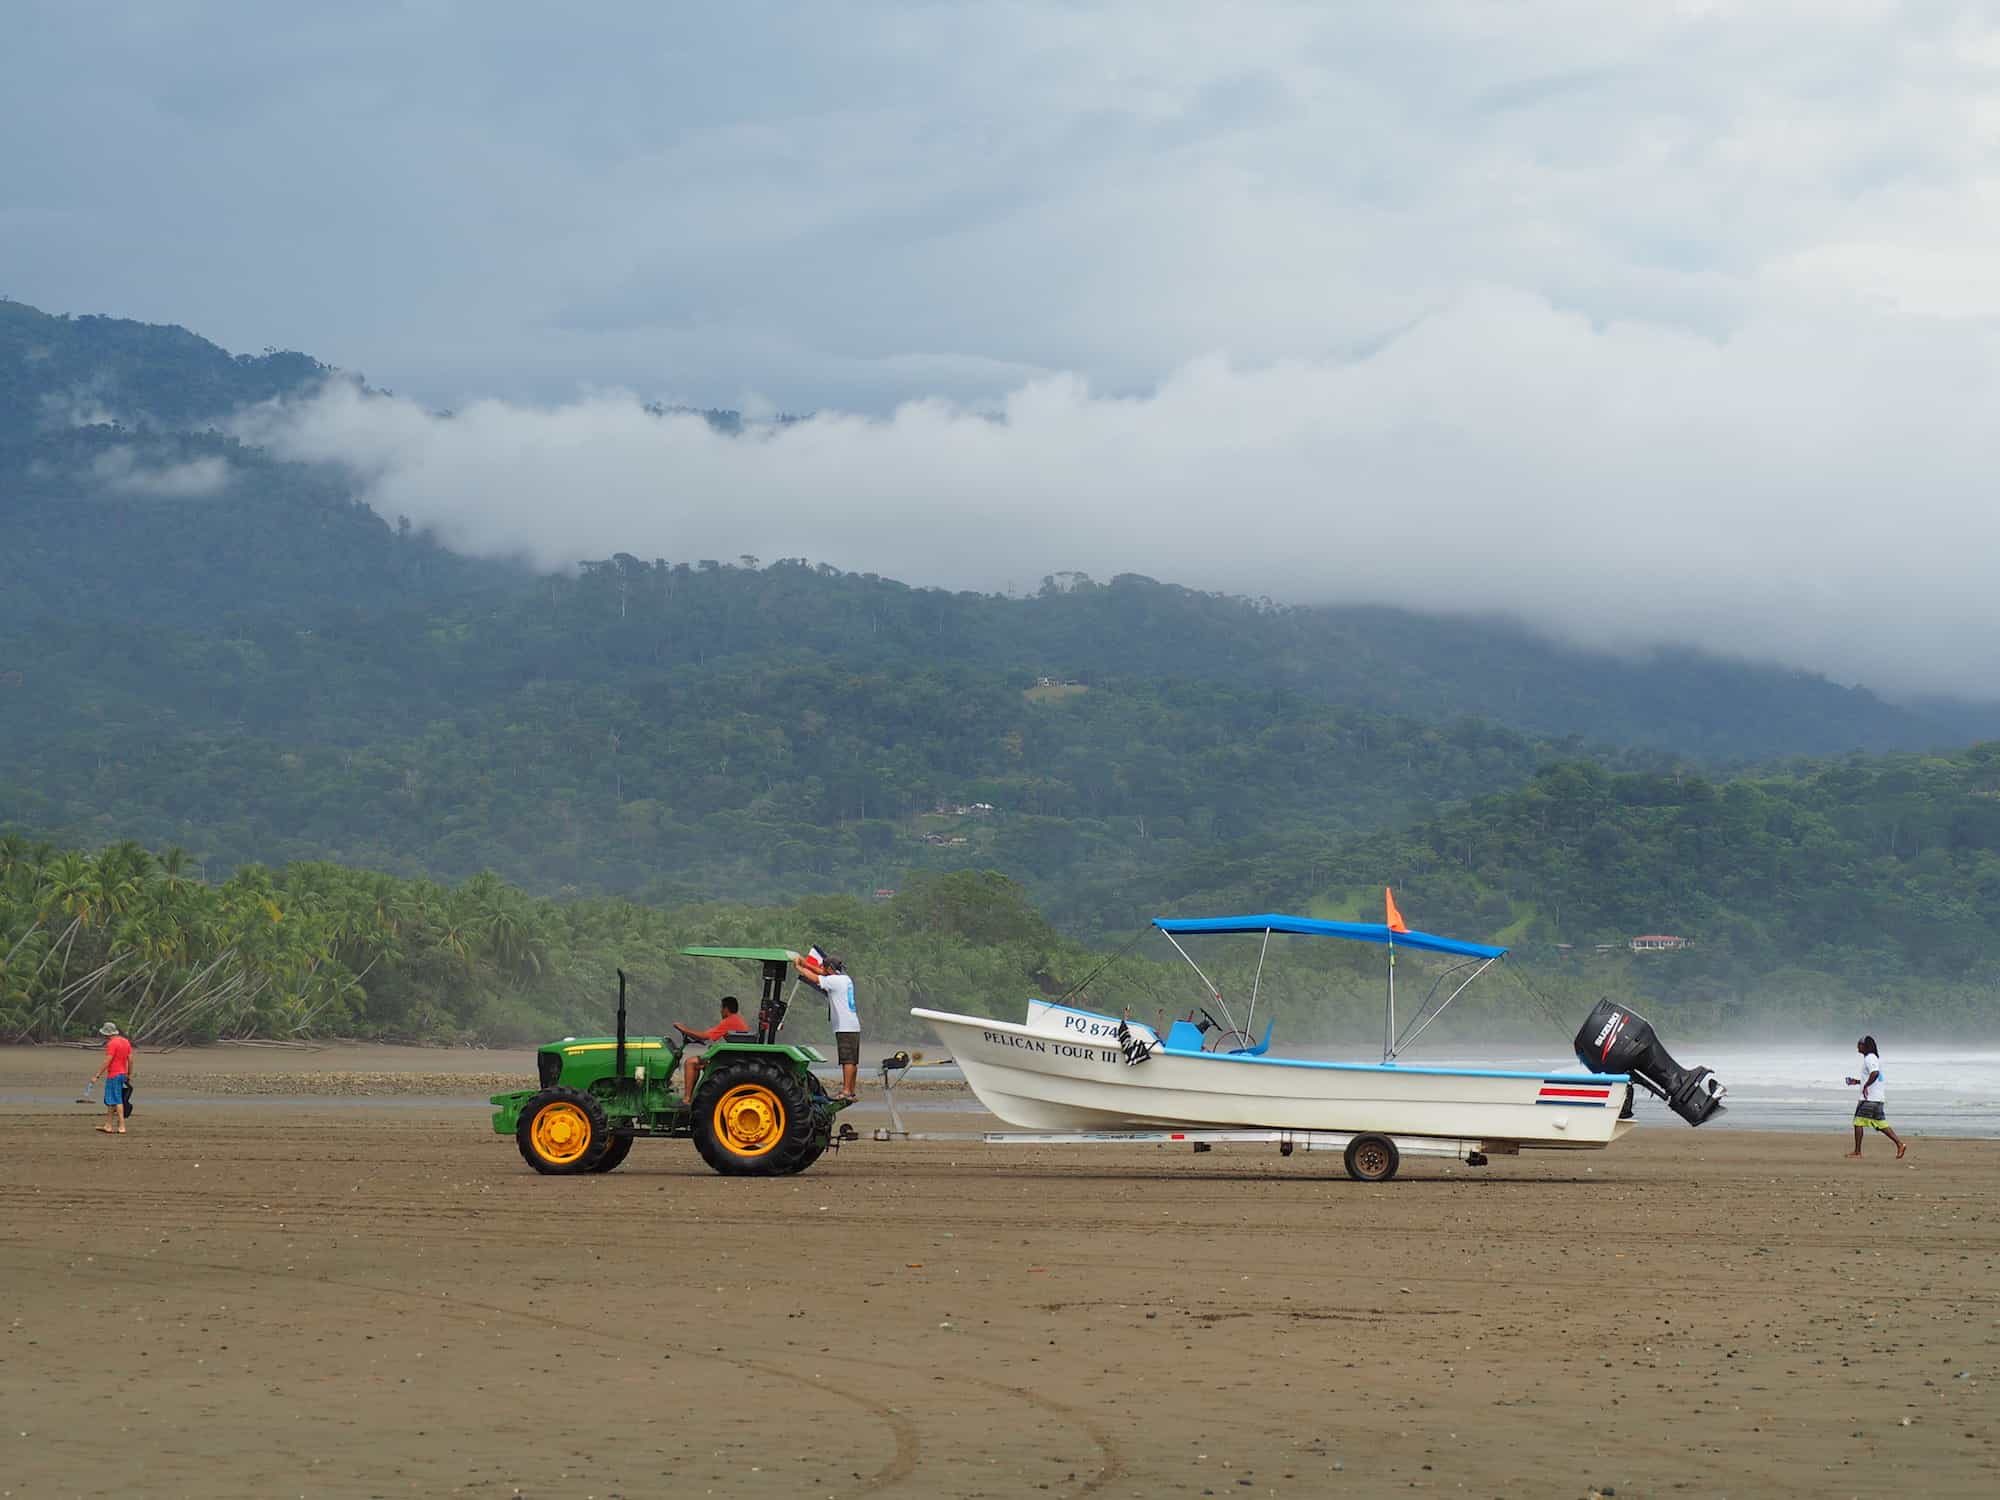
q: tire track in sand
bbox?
[9,1243,1126,1497]
[4,1242,921,1499]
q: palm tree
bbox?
[156,845,195,897]
[39,853,97,928]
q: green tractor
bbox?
[490,947,854,1176]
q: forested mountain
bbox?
[7,296,2000,1031]
[1142,746,2000,1022]
[1,297,330,434]
[10,753,1999,1051]
[1,299,522,623]
[6,295,1995,753]
[11,546,1998,940]
[3,634,1618,929]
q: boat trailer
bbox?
[868,1051,1504,1182]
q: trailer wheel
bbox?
[691,1058,818,1176]
[587,1135,634,1173]
[1343,1134,1400,1183]
[517,1087,609,1174]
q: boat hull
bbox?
[914,1007,1635,1149]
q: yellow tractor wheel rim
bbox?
[529,1101,594,1164]
[714,1084,785,1156]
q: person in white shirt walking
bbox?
[795,950,861,1101]
[1845,1035,1907,1160]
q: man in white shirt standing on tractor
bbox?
[795,947,861,1102]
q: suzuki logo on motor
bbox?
[1595,1013,1626,1061]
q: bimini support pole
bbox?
[1158,928,1239,1034]
[1245,926,1272,1042]
[1393,954,1501,1056]
[1384,941,1396,1062]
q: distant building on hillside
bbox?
[1629,934,1691,953]
[872,888,896,901]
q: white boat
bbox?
[913,908,1725,1159]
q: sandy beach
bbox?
[1,1046,1994,1498]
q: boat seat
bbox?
[1164,1019,1206,1051]
[1228,1021,1276,1057]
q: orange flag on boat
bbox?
[1384,886,1409,934]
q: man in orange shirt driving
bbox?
[675,996,751,1100]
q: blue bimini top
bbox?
[1152,913,1506,962]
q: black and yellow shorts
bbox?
[1854,1101,1889,1129]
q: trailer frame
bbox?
[869,1052,1508,1181]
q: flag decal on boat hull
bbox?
[1537,1082,1613,1106]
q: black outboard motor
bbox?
[1574,998,1726,1126]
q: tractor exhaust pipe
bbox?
[615,968,628,1079]
[1574,998,1725,1126]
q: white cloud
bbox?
[40,391,121,431]
[240,282,2000,698]
[88,446,232,497]
[11,3,2000,694]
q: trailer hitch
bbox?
[878,1050,913,1135]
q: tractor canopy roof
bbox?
[681,945,793,963]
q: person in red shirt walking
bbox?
[89,1021,133,1136]
[675,995,750,1100]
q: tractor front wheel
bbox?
[692,1058,821,1176]
[517,1087,610,1174]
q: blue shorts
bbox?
[104,1077,125,1106]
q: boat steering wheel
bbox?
[1195,1008,1254,1053]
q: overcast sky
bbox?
[9,2,2000,696]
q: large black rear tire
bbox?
[587,1134,635,1173]
[777,1073,835,1173]
[517,1087,610,1175]
[780,1137,829,1174]
[691,1057,822,1176]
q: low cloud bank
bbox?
[89,447,232,498]
[237,289,2000,700]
